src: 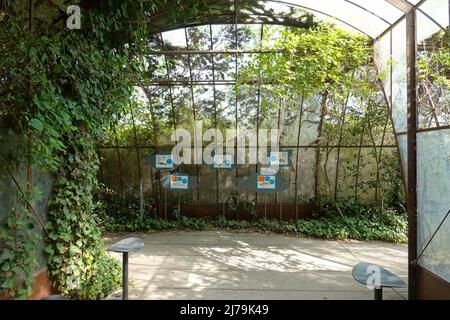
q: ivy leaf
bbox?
[44,245,54,256]
[0,250,14,262]
[30,118,44,132]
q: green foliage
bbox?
[0,187,40,299]
[239,24,372,98]
[44,136,122,299]
[227,191,257,220]
[98,197,407,243]
[0,1,161,299]
[294,211,407,242]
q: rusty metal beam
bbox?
[384,0,413,13]
[406,9,418,300]
[145,49,277,55]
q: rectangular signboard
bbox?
[257,174,276,190]
[269,151,289,166]
[213,154,233,169]
[155,154,174,169]
[169,174,189,190]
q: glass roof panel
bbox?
[270,0,391,37]
[406,0,422,4]
[211,24,236,50]
[262,24,288,46]
[416,10,442,44]
[186,25,211,50]
[214,54,236,81]
[190,54,213,80]
[143,0,417,39]
[161,29,187,49]
[419,0,449,28]
[345,0,404,23]
[238,24,263,50]
[308,11,364,35]
[165,55,190,80]
[148,55,168,80]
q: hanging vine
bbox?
[0,0,162,299]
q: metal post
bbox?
[165,188,167,220]
[264,194,267,219]
[294,94,305,221]
[178,192,181,222]
[279,199,282,221]
[139,178,144,220]
[184,27,200,203]
[406,9,418,300]
[122,252,129,300]
[374,287,383,300]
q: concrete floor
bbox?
[104,231,408,300]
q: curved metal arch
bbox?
[144,0,379,38]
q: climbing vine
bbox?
[0,183,41,299]
[0,0,162,299]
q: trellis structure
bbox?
[94,0,450,299]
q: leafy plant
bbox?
[227,192,257,220]
[97,197,407,243]
[0,1,162,299]
[0,203,39,299]
[0,182,41,299]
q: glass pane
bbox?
[214,54,236,81]
[161,29,187,49]
[299,95,321,145]
[397,134,408,182]
[98,148,122,195]
[165,55,190,80]
[215,85,236,129]
[335,147,358,199]
[417,15,450,128]
[237,85,258,131]
[259,86,280,130]
[211,24,236,50]
[190,54,213,80]
[171,86,193,130]
[262,25,288,47]
[147,55,167,80]
[417,129,450,282]
[317,147,338,198]
[193,85,215,129]
[417,10,442,44]
[186,25,211,50]
[391,19,407,133]
[347,0,404,24]
[217,169,236,203]
[356,148,377,202]
[374,32,392,100]
[238,24,262,50]
[280,0,390,38]
[150,86,175,146]
[279,99,301,146]
[419,0,450,28]
[296,147,316,201]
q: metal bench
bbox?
[352,262,406,300]
[107,237,144,300]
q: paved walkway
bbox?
[104,231,408,300]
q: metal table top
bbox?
[352,262,406,288]
[107,237,144,253]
